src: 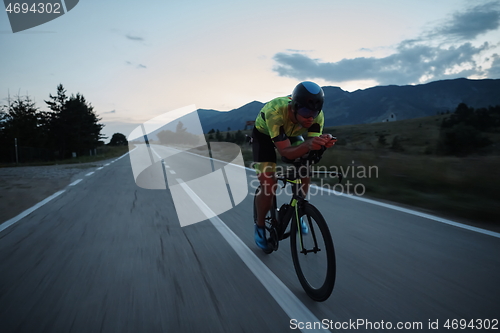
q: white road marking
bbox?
[0,190,66,234]
[151,148,162,160]
[85,172,94,177]
[176,177,331,333]
[316,186,500,239]
[115,153,128,161]
[0,151,132,234]
[152,148,170,169]
[169,170,176,174]
[97,167,103,170]
[69,179,82,186]
[147,145,499,238]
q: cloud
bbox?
[272,2,500,86]
[125,61,147,69]
[103,110,116,114]
[126,34,144,41]
[431,2,500,41]
[488,54,500,78]
[273,42,490,85]
[286,49,312,53]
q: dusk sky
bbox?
[1,0,499,141]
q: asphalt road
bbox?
[0,145,499,333]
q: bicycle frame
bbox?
[266,165,341,250]
[272,176,304,241]
[272,168,310,238]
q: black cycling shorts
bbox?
[252,127,276,162]
[251,127,277,173]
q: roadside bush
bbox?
[438,103,495,156]
[438,123,491,156]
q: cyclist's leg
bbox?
[300,177,311,197]
[255,169,277,227]
[252,127,277,228]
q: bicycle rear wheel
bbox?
[290,203,336,301]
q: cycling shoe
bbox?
[255,225,272,253]
[300,216,309,235]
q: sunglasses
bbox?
[296,107,320,119]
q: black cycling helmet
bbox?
[291,81,324,118]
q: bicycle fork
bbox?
[292,199,321,255]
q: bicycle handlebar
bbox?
[280,146,326,167]
[278,142,342,183]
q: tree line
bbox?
[438,103,500,156]
[0,84,106,163]
[207,127,247,145]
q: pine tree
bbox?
[45,84,104,158]
[0,94,50,162]
[215,129,222,141]
[4,95,46,147]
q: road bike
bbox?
[253,150,342,302]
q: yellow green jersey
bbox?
[254,96,324,142]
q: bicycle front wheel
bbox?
[290,203,336,302]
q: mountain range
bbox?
[197,78,500,133]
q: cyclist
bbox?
[252,81,336,251]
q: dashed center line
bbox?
[69,179,82,186]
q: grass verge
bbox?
[315,147,500,226]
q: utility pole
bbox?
[15,138,19,165]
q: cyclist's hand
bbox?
[320,134,337,148]
[308,136,329,150]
